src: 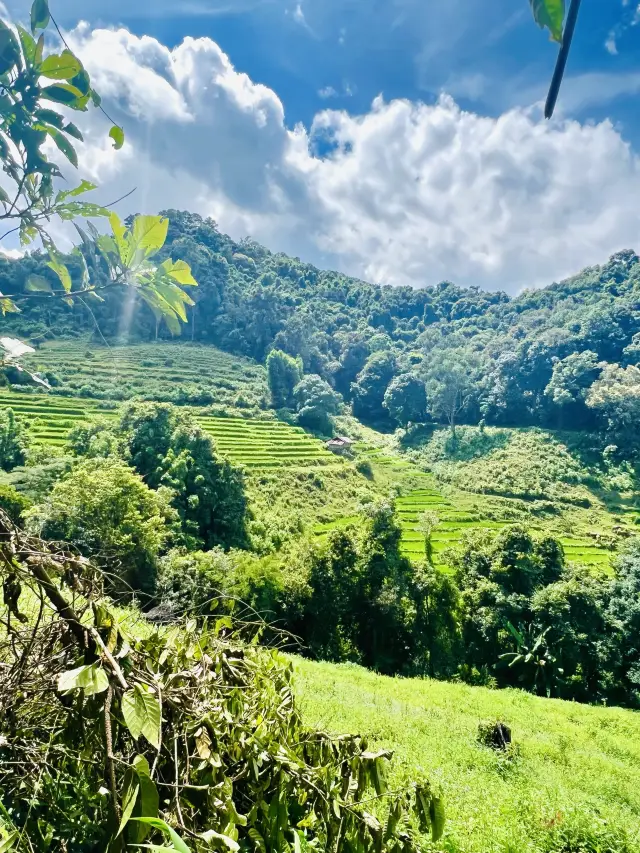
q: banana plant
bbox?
[500,620,565,698]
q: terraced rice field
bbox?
[0,391,341,472]
[313,445,614,569]
[19,340,268,404]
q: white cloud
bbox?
[318,86,338,99]
[51,25,640,294]
[605,32,618,55]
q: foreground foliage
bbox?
[0,509,444,852]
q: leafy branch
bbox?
[0,508,446,851]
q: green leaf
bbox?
[198,831,239,852]
[117,771,140,837]
[429,796,445,842]
[47,126,78,167]
[161,259,198,287]
[109,210,128,261]
[35,107,65,128]
[63,121,83,140]
[39,51,82,80]
[0,21,21,76]
[122,685,161,749]
[0,831,19,852]
[56,179,97,203]
[129,818,190,853]
[57,662,109,696]
[163,310,182,337]
[30,0,50,34]
[90,88,102,108]
[40,83,85,106]
[151,281,191,322]
[17,25,37,65]
[530,0,565,42]
[46,256,72,293]
[26,274,52,293]
[130,214,169,263]
[133,754,159,836]
[109,125,125,150]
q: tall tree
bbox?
[266,348,302,409]
[383,373,427,427]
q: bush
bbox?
[0,407,29,471]
[157,548,285,618]
[0,483,31,523]
[355,458,374,479]
[27,457,175,596]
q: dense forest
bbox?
[3,210,640,458]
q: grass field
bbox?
[293,656,640,853]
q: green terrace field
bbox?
[293,656,640,853]
[0,390,342,472]
[18,340,269,408]
[314,444,619,571]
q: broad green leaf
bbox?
[30,0,50,33]
[47,127,78,167]
[26,274,52,293]
[162,310,182,337]
[198,830,239,852]
[0,22,21,76]
[35,33,44,65]
[161,259,198,287]
[17,25,37,65]
[63,121,83,140]
[69,67,91,96]
[0,831,19,852]
[530,0,565,42]
[109,125,125,150]
[46,257,72,292]
[121,685,161,749]
[36,107,65,128]
[90,88,102,107]
[429,796,445,842]
[132,754,159,842]
[130,215,169,264]
[57,662,109,696]
[117,771,139,837]
[129,818,191,853]
[40,51,82,80]
[109,211,128,261]
[151,281,191,322]
[40,83,85,107]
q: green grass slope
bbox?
[293,656,640,853]
[19,339,269,408]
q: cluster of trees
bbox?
[5,212,640,454]
[14,402,249,597]
[266,348,341,432]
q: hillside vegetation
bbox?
[295,657,640,853]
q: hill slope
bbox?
[294,656,640,853]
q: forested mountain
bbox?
[3,210,640,445]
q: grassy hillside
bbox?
[3,341,637,569]
[293,656,640,853]
[18,339,269,409]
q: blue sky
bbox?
[6,0,640,292]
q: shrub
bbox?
[0,407,29,471]
[355,457,374,479]
[27,457,175,596]
[0,483,31,523]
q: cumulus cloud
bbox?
[45,25,640,293]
